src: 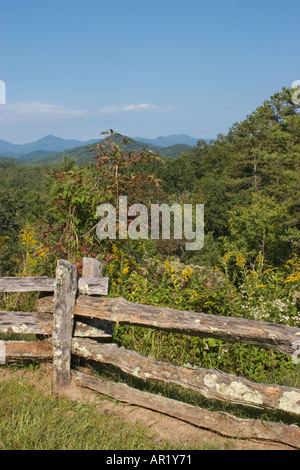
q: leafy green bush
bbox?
[103,248,300,387]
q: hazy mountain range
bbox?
[0,135,99,159]
[0,134,211,160]
[134,134,209,148]
[0,134,214,166]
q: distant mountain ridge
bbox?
[19,137,194,166]
[0,134,210,159]
[134,134,211,147]
[0,135,99,159]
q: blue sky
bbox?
[0,0,299,143]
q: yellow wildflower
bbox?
[222,252,233,262]
[236,252,246,268]
[19,221,49,275]
[263,268,272,275]
[164,258,171,271]
[182,267,193,281]
[256,251,264,264]
[284,273,300,283]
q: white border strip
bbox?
[0,341,6,364]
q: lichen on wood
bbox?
[52,260,77,388]
[71,338,300,415]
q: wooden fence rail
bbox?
[0,257,300,449]
[74,296,300,356]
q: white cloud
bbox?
[97,103,172,114]
[0,100,174,127]
[122,103,160,112]
[0,102,87,125]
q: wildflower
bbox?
[256,251,264,264]
[263,268,272,275]
[249,270,257,277]
[164,259,171,271]
[284,273,300,283]
[19,221,49,275]
[236,252,246,268]
[190,290,198,297]
[122,266,130,274]
[212,266,221,272]
[222,252,232,262]
[182,267,193,281]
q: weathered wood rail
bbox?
[0,257,300,449]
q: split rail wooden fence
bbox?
[1,257,300,449]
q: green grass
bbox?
[0,291,38,313]
[0,376,214,450]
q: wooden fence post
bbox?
[82,257,102,279]
[77,256,113,338]
[53,260,77,388]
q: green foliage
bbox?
[107,251,299,386]
[1,87,300,392]
[224,193,290,265]
[180,88,300,267]
[15,135,166,274]
[0,189,24,275]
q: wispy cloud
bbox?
[97,103,173,114]
[0,100,236,127]
[0,101,174,126]
[0,102,87,124]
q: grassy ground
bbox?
[1,363,299,451]
[0,368,223,451]
[0,375,186,451]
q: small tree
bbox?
[34,131,165,273]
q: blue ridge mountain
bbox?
[0,134,210,160]
[134,134,211,148]
[0,135,99,158]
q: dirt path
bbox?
[0,365,295,451]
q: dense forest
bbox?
[1,87,300,388]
